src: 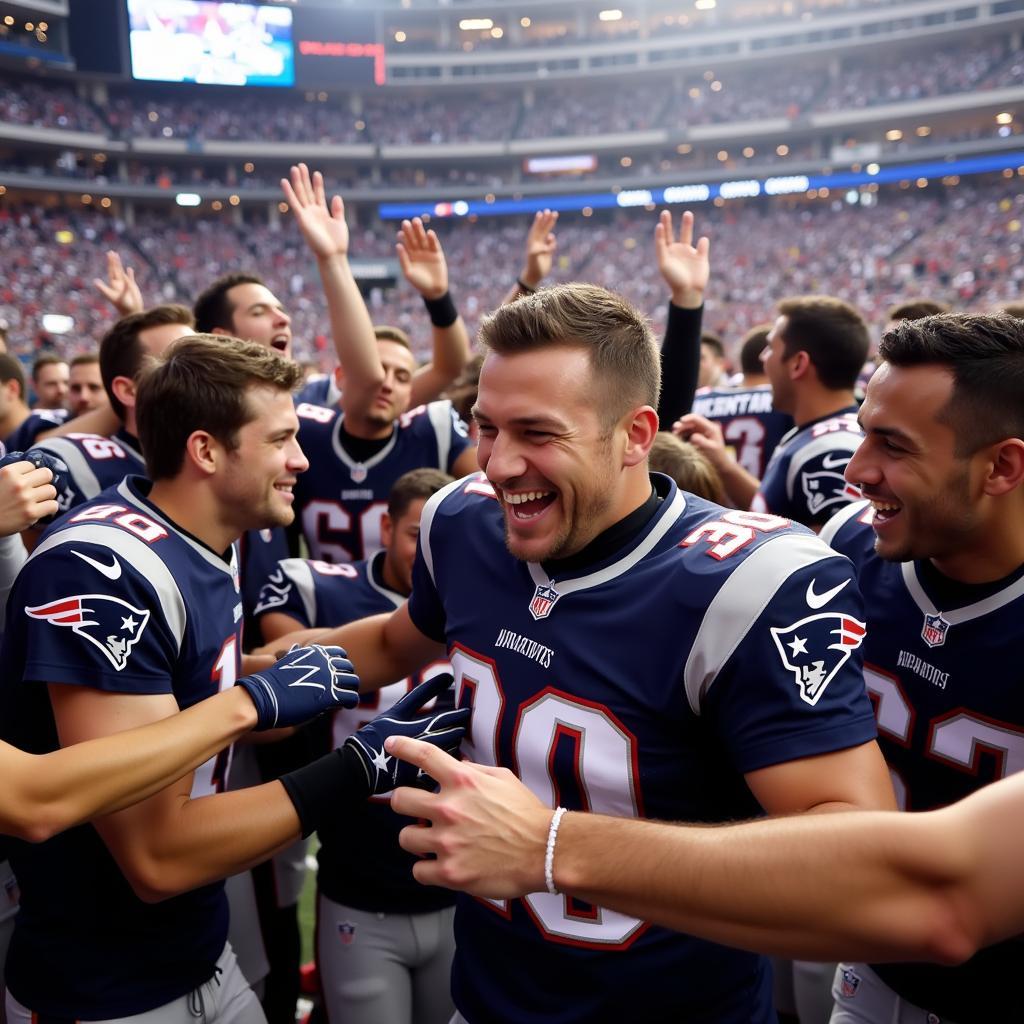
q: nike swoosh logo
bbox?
[820,453,853,470]
[72,549,122,581]
[806,577,850,609]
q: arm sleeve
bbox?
[657,302,703,428]
[252,558,315,628]
[699,553,877,775]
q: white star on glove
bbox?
[787,635,809,656]
[369,747,391,775]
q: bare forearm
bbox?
[9,688,257,842]
[317,253,383,400]
[410,320,471,406]
[121,781,300,900]
[554,808,982,964]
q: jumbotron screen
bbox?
[127,0,295,88]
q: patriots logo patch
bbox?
[802,469,860,516]
[770,612,866,706]
[26,594,150,671]
[253,567,292,615]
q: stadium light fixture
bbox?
[996,112,1014,125]
[520,17,531,27]
[915,126,931,137]
[459,18,493,30]
[599,9,623,21]
[394,31,406,42]
[695,0,716,10]
[175,193,202,207]
[885,129,903,141]
[491,27,504,38]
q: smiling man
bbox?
[816,311,1024,1024]
[309,282,894,1024]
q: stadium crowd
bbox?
[2,3,1024,1014]
[5,38,1021,145]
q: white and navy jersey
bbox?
[238,526,291,648]
[823,502,1024,1022]
[293,400,471,563]
[690,384,792,478]
[295,372,341,409]
[0,476,243,1019]
[254,553,456,914]
[751,407,863,527]
[4,408,70,452]
[409,473,877,1024]
[29,428,145,516]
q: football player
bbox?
[817,311,1024,1023]
[679,296,868,528]
[0,336,467,1024]
[687,326,793,480]
[299,283,895,1023]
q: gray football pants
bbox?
[316,893,455,1024]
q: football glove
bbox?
[345,672,468,796]
[237,643,360,730]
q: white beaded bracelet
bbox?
[545,806,568,895]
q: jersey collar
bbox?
[900,558,1024,625]
[366,550,406,608]
[332,415,398,476]
[527,474,686,598]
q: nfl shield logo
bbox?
[338,922,356,945]
[529,583,561,621]
[350,463,368,484]
[922,613,950,648]
[839,967,861,999]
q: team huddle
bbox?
[0,163,1021,1024]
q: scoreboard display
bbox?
[293,8,384,87]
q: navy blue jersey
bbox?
[295,373,340,409]
[4,408,70,451]
[690,384,792,478]
[254,553,456,913]
[0,476,243,1018]
[238,526,290,649]
[822,502,1024,1022]
[29,428,145,516]
[409,473,877,1024]
[751,407,863,527]
[293,400,471,563]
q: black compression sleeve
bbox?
[657,302,703,428]
[279,745,369,838]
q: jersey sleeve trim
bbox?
[28,524,187,652]
[427,400,453,472]
[683,533,845,715]
[416,475,466,587]
[818,498,869,547]
[784,431,862,499]
[282,558,317,626]
[31,437,101,503]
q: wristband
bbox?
[545,806,567,895]
[516,278,537,295]
[279,745,368,838]
[422,291,459,328]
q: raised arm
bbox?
[501,208,558,305]
[655,210,710,427]
[93,250,145,319]
[397,218,472,406]
[388,738,1013,966]
[282,163,383,410]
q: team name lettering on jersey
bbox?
[494,628,555,668]
[896,649,950,690]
